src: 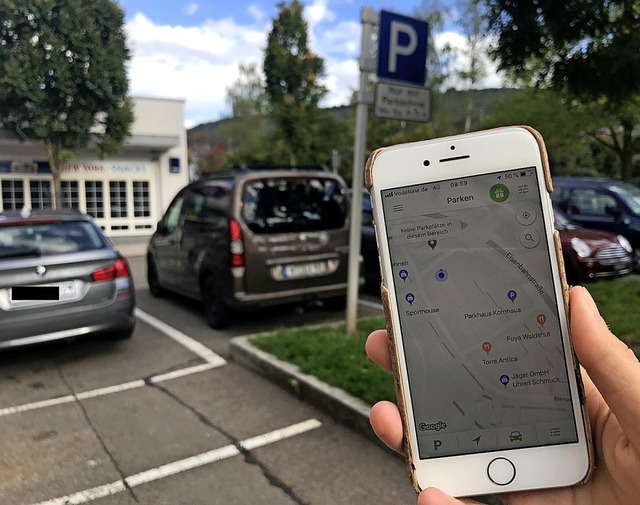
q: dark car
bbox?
[552,177,640,269]
[147,169,351,329]
[554,205,633,284]
[359,190,381,292]
[0,209,136,348]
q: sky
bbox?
[119,0,505,128]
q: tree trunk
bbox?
[620,120,634,183]
[44,142,65,209]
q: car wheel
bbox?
[147,257,165,297]
[322,294,347,311]
[202,276,231,329]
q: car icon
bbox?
[509,431,523,442]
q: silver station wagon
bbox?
[0,209,136,348]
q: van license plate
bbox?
[281,261,328,279]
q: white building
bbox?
[0,96,189,240]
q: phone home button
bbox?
[487,457,516,486]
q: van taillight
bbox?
[229,219,245,267]
[92,259,130,282]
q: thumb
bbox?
[418,488,483,505]
[570,286,640,443]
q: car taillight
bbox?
[92,259,131,282]
[229,219,245,267]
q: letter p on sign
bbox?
[377,10,429,86]
[389,21,417,72]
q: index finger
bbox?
[570,286,640,445]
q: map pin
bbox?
[399,269,409,281]
[427,240,438,250]
[507,290,517,303]
[537,314,547,326]
[482,342,492,354]
[405,293,415,305]
[500,374,510,387]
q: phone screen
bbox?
[381,168,578,459]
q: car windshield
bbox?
[609,183,640,214]
[0,220,107,258]
[242,177,347,233]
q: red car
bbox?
[554,205,633,284]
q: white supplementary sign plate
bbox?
[374,82,432,122]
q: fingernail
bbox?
[581,287,600,316]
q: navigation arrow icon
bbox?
[472,436,481,445]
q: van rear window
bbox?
[242,177,347,233]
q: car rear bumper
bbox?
[0,296,135,346]
[229,282,348,309]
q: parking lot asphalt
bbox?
[126,250,388,446]
[0,251,417,505]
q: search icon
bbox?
[519,230,540,249]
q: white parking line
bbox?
[0,312,225,418]
[32,419,323,505]
[134,308,226,366]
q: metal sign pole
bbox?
[346,6,378,336]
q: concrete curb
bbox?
[229,333,392,450]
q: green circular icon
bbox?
[490,183,510,203]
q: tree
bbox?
[226,63,267,118]
[453,0,489,131]
[263,0,326,166]
[484,0,640,181]
[0,0,134,208]
[479,87,604,175]
[414,0,455,92]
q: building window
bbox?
[30,179,52,209]
[133,181,150,217]
[109,180,128,218]
[170,157,180,173]
[61,181,80,209]
[1,180,25,210]
[85,181,104,218]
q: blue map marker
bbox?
[405,293,415,305]
[399,269,409,281]
[507,290,517,302]
[500,374,510,387]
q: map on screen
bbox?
[381,168,578,459]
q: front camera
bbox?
[423,160,430,167]
[450,145,456,150]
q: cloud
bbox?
[125,9,505,128]
[125,13,269,125]
[184,3,198,16]
[247,4,265,21]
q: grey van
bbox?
[147,169,350,328]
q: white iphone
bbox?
[365,127,593,497]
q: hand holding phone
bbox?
[366,286,640,505]
[365,127,593,496]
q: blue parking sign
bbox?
[377,10,429,86]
